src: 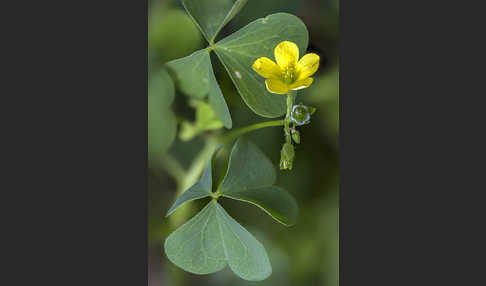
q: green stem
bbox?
[219,119,284,144]
[182,137,219,191]
[284,91,295,144]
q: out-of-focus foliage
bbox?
[149,1,204,65]
[148,68,176,169]
[179,101,224,141]
[148,0,339,285]
[305,63,339,147]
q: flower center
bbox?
[282,66,297,85]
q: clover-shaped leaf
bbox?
[165,200,271,281]
[181,0,248,43]
[166,145,222,216]
[214,13,309,118]
[148,68,177,162]
[165,137,298,280]
[166,49,232,128]
[219,137,298,226]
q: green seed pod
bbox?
[279,142,295,170]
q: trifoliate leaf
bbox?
[214,13,309,118]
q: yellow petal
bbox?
[265,79,289,94]
[252,57,281,79]
[296,53,320,81]
[274,41,299,70]
[289,77,313,91]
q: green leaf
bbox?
[223,186,298,226]
[219,137,276,193]
[166,49,211,98]
[166,145,222,216]
[208,63,232,128]
[165,200,272,281]
[214,13,309,118]
[181,0,248,43]
[215,201,272,281]
[217,0,248,39]
[217,137,298,225]
[148,68,177,162]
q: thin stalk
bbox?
[284,91,295,144]
[219,119,284,144]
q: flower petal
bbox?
[296,53,320,81]
[289,77,313,91]
[274,41,299,70]
[265,79,289,94]
[252,57,281,79]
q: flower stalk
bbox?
[280,91,296,170]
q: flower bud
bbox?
[291,129,301,144]
[290,103,316,126]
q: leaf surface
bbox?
[223,186,298,226]
[181,0,248,42]
[208,62,232,128]
[165,200,272,281]
[166,49,211,98]
[219,137,276,193]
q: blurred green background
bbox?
[148,0,339,285]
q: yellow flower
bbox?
[252,41,320,94]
